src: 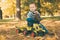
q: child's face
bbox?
[29,4,37,12]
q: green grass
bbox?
[22,16,60,21]
[0,16,60,22]
[0,19,14,25]
[0,19,13,22]
[42,16,60,21]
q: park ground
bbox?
[0,19,60,40]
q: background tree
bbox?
[16,0,21,19]
[0,7,2,19]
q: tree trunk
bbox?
[37,0,41,13]
[16,0,21,20]
[0,9,2,19]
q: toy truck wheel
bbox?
[16,29,18,33]
[30,32,35,37]
[23,31,27,35]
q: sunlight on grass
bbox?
[0,19,13,22]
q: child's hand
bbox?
[34,11,39,14]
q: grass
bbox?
[0,16,60,22]
[22,16,60,21]
[0,19,14,25]
[41,16,60,21]
[0,19,13,22]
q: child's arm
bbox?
[27,12,32,18]
[27,11,35,20]
[34,11,40,18]
[33,11,42,21]
[27,11,35,22]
